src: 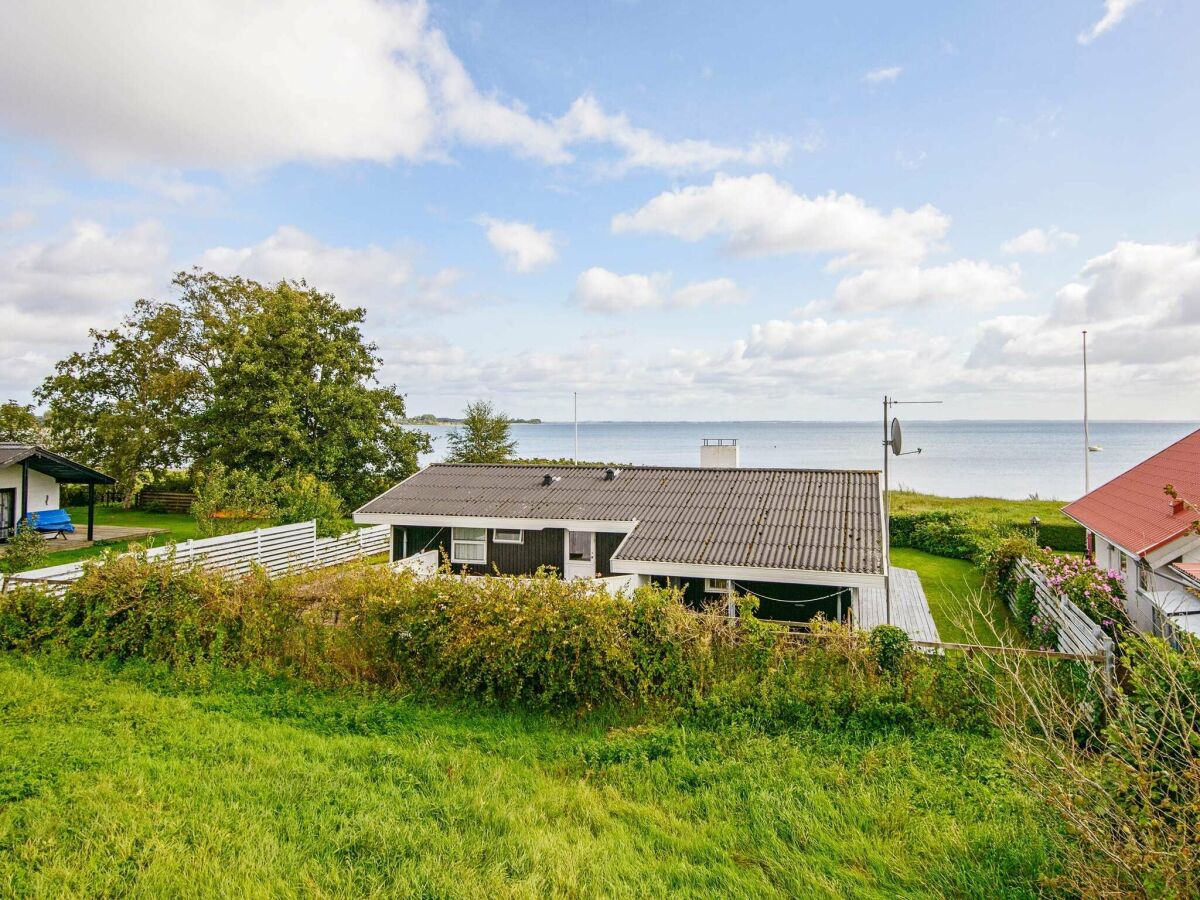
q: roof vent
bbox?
[542,473,561,486]
[603,467,620,481]
[1171,496,1186,514]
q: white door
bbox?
[564,530,596,580]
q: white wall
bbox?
[0,464,61,520]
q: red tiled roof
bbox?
[1172,562,1200,586]
[1062,428,1200,557]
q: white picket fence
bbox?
[1011,559,1116,692]
[2,521,390,595]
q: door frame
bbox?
[563,529,597,580]
[0,487,15,543]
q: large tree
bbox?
[37,271,430,506]
[0,400,46,444]
[35,302,200,498]
[445,400,517,463]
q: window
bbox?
[451,527,487,564]
[493,529,523,544]
[1120,553,1128,574]
[705,578,731,594]
[568,530,593,562]
[1139,562,1152,592]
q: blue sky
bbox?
[1,0,1197,421]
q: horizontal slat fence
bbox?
[136,490,197,513]
[3,521,389,595]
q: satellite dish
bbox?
[890,417,903,456]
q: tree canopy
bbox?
[36,271,429,506]
[0,401,45,444]
[444,400,517,463]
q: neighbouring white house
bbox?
[0,444,115,543]
[1062,427,1200,643]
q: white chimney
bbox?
[700,438,739,468]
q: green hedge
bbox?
[890,511,1086,559]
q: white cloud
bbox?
[1001,226,1080,255]
[834,259,1026,311]
[199,226,470,312]
[557,95,789,175]
[612,173,950,268]
[0,218,171,402]
[966,238,1200,398]
[474,216,558,272]
[0,219,168,313]
[1078,0,1145,45]
[743,317,892,359]
[572,267,745,313]
[0,0,783,176]
[1051,239,1200,324]
[863,66,903,84]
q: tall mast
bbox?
[1083,330,1090,493]
[573,392,579,465]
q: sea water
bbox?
[413,420,1197,501]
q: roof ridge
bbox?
[427,462,882,474]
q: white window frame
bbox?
[704,578,732,595]
[493,528,524,544]
[451,527,487,565]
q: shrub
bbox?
[978,632,1200,895]
[869,624,911,677]
[0,522,49,586]
[0,552,989,732]
[273,472,346,537]
[889,510,1000,560]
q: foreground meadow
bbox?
[0,653,1060,899]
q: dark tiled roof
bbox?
[0,444,116,484]
[358,463,884,575]
[1062,427,1200,556]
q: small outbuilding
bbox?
[0,444,116,542]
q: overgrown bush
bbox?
[0,552,986,730]
[869,624,911,677]
[975,631,1200,895]
[0,522,49,586]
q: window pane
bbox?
[494,529,522,543]
[569,531,592,560]
[454,527,486,542]
[454,541,486,562]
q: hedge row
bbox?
[889,510,1086,560]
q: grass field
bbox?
[891,548,1020,646]
[0,653,1061,898]
[889,490,1074,529]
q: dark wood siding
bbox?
[595,532,625,577]
[391,526,563,576]
[653,576,850,624]
[485,527,563,576]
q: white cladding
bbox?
[0,463,60,516]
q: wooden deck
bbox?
[855,567,940,643]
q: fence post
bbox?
[358,527,364,560]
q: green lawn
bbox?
[30,507,208,566]
[891,547,1021,646]
[889,490,1074,529]
[0,653,1061,898]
